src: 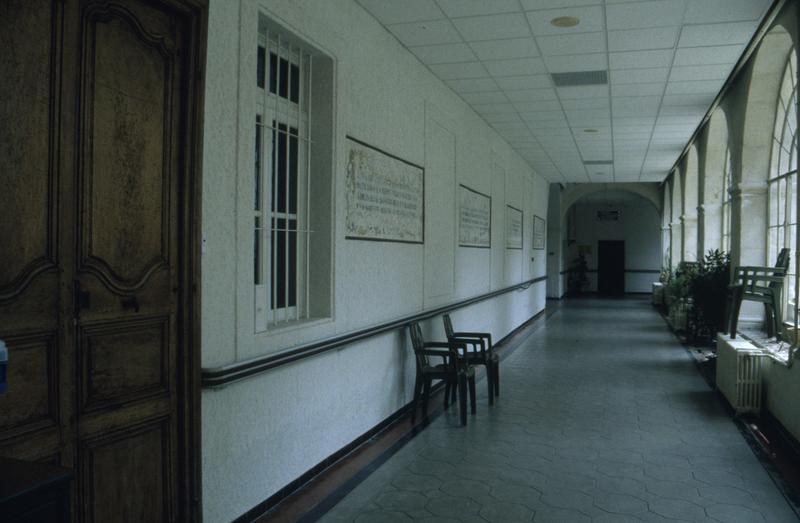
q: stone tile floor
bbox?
[318,298,799,522]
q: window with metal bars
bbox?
[254,28,313,331]
[721,146,732,252]
[767,51,798,323]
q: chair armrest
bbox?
[415,348,452,359]
[422,341,467,351]
[448,335,486,351]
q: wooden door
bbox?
[598,240,625,296]
[0,1,205,521]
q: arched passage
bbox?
[562,188,662,294]
[699,108,729,254]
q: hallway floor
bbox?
[318,298,798,522]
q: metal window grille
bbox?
[254,28,314,331]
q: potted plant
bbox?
[667,262,699,332]
[567,254,589,296]
[688,250,731,344]
[652,266,670,307]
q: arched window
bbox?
[721,146,732,252]
[767,50,798,320]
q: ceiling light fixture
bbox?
[584,129,598,133]
[551,16,580,28]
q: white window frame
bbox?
[767,50,798,329]
[721,146,732,253]
[254,28,313,332]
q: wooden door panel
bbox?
[81,10,172,290]
[79,316,170,413]
[0,332,58,439]
[81,418,171,522]
[0,0,59,298]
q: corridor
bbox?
[320,298,798,522]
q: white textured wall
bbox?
[200,1,549,521]
[763,360,800,441]
[567,198,661,293]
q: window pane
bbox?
[268,51,300,103]
[769,182,779,227]
[270,217,297,309]
[255,217,262,285]
[255,116,262,211]
[269,52,278,95]
[257,45,266,88]
[270,121,298,214]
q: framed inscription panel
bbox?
[506,205,523,249]
[458,185,491,248]
[345,136,424,243]
[532,215,546,250]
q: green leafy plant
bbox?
[689,249,731,342]
[659,266,672,284]
[567,254,589,296]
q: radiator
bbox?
[716,334,765,414]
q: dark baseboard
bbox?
[235,307,547,522]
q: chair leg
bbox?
[412,374,422,422]
[443,378,450,409]
[485,361,494,406]
[493,357,500,397]
[458,372,467,426]
[422,379,431,419]
[729,286,743,339]
[468,374,476,415]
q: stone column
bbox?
[700,202,723,256]
[671,221,683,266]
[681,213,698,262]
[732,182,768,325]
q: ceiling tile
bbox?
[495,74,552,90]
[469,38,539,60]
[357,0,444,24]
[482,112,522,123]
[436,0,520,18]
[446,77,499,93]
[472,102,517,114]
[520,0,601,9]
[514,100,563,112]
[452,13,531,42]
[611,82,663,96]
[566,108,610,120]
[562,97,609,110]
[611,67,669,84]
[661,93,714,106]
[504,88,558,102]
[557,84,608,99]
[673,45,743,66]
[387,19,462,46]
[606,0,685,30]
[428,61,487,79]
[484,57,546,77]
[684,0,770,24]
[536,32,605,56]
[521,110,567,121]
[664,80,720,94]
[609,49,674,70]
[543,53,607,74]
[669,64,731,82]
[678,21,759,47]
[525,6,604,36]
[459,90,509,104]
[608,27,679,52]
[410,43,477,64]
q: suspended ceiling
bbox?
[355,0,773,184]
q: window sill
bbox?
[737,328,793,366]
[257,315,333,337]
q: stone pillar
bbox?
[732,182,768,325]
[671,221,683,266]
[661,226,671,269]
[700,202,723,256]
[681,213,698,262]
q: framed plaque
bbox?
[458,185,491,248]
[345,136,424,243]
[506,205,523,249]
[532,215,546,250]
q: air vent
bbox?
[583,160,613,165]
[597,210,620,221]
[551,70,608,87]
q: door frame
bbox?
[162,0,207,520]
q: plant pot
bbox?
[652,282,665,306]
